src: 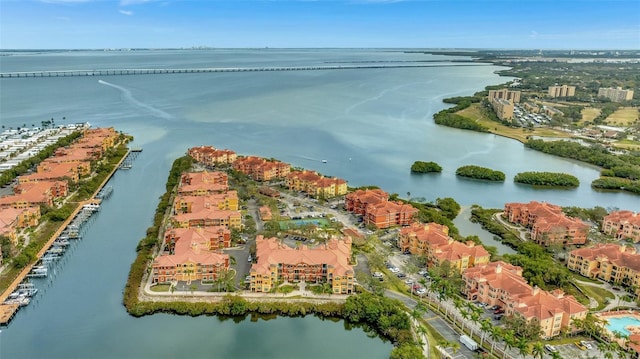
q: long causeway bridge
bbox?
[0,63,487,78]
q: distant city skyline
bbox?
[1,0,639,50]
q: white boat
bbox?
[322,159,327,163]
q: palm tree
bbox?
[550,351,564,359]
[515,336,529,358]
[479,318,492,346]
[489,326,503,356]
[502,330,516,359]
[531,341,544,359]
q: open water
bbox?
[0,49,638,358]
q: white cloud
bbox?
[119,9,134,15]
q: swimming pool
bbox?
[605,316,640,336]
[279,218,329,230]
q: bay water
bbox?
[0,49,638,358]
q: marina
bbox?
[0,141,138,326]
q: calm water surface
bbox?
[0,49,638,358]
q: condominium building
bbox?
[504,201,589,246]
[488,89,521,104]
[602,210,640,243]
[187,146,237,166]
[233,156,291,181]
[250,235,354,294]
[171,192,241,229]
[567,244,640,293]
[286,170,347,198]
[151,227,230,284]
[178,171,229,196]
[463,261,587,338]
[345,188,388,215]
[398,222,490,271]
[0,207,41,246]
[364,201,418,229]
[598,87,634,102]
[491,98,515,120]
[344,188,417,229]
[548,85,576,98]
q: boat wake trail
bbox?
[98,80,173,121]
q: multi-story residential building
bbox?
[399,222,490,270]
[173,192,239,214]
[77,127,119,154]
[567,244,640,293]
[187,146,237,166]
[0,207,41,246]
[286,170,347,198]
[14,180,68,199]
[345,188,388,215]
[598,87,634,103]
[364,201,418,229]
[0,184,54,208]
[504,201,589,246]
[602,210,640,242]
[344,188,417,229]
[463,261,587,338]
[250,235,354,294]
[164,226,231,253]
[491,98,515,120]
[548,85,576,98]
[233,156,291,181]
[398,222,450,255]
[18,161,85,184]
[488,89,521,104]
[178,171,229,196]
[151,228,230,284]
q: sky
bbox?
[0,0,639,49]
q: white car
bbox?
[389,267,400,273]
[416,288,427,295]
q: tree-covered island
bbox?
[455,165,505,181]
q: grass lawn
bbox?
[580,107,601,125]
[579,285,615,308]
[150,284,171,292]
[613,139,640,151]
[457,103,570,143]
[606,107,639,126]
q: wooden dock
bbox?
[0,303,19,326]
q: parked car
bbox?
[396,273,406,278]
[580,341,592,350]
[416,288,427,295]
[489,305,500,310]
[544,344,557,353]
[494,314,503,320]
[494,308,505,314]
[575,341,587,350]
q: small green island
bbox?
[410,161,442,173]
[455,165,505,181]
[514,171,580,188]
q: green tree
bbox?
[531,341,545,359]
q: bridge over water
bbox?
[0,63,488,78]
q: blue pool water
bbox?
[605,316,640,336]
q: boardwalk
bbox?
[0,63,488,78]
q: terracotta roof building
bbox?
[568,244,640,295]
[345,189,388,215]
[364,200,418,229]
[286,170,347,198]
[152,227,230,284]
[250,235,354,294]
[603,211,640,243]
[0,207,41,246]
[188,146,237,166]
[400,222,490,271]
[463,261,587,338]
[178,171,229,196]
[233,156,290,181]
[504,201,589,246]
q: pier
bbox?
[0,63,487,79]
[119,148,142,170]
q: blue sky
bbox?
[1,0,639,49]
